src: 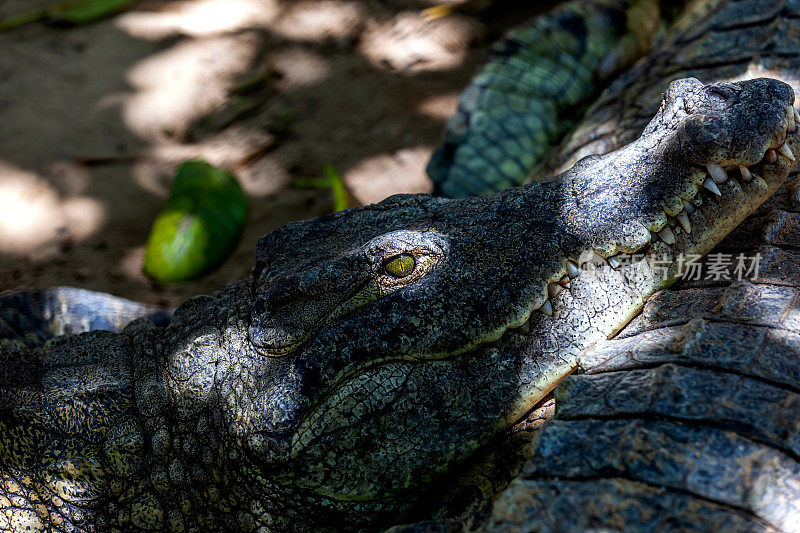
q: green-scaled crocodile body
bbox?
[427,0,664,197]
[2,1,800,532]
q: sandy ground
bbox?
[0,0,554,307]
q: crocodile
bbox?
[474,0,800,530]
[427,0,665,198]
[1,77,797,531]
[1,3,800,533]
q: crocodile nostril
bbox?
[765,79,795,104]
[705,85,733,101]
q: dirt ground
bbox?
[0,0,555,307]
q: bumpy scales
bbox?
[0,76,797,531]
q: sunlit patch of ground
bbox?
[116,0,279,39]
[360,11,481,72]
[270,1,365,41]
[418,92,460,120]
[119,245,148,282]
[121,34,260,138]
[268,46,331,88]
[0,161,104,258]
[345,148,432,204]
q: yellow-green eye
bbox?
[384,254,416,278]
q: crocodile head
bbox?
[216,78,797,514]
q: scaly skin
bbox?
[478,0,800,530]
[0,77,796,531]
[490,275,800,531]
[427,0,663,198]
[547,0,800,173]
[484,174,800,530]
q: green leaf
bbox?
[232,72,269,96]
[48,0,136,24]
[295,165,352,212]
[322,164,350,212]
[0,0,137,30]
[0,8,47,31]
[144,161,248,284]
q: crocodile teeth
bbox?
[703,177,722,196]
[682,199,695,214]
[739,165,752,182]
[706,163,728,184]
[548,283,563,298]
[779,143,795,161]
[766,150,777,164]
[794,107,800,128]
[540,299,553,316]
[658,226,676,244]
[607,255,621,269]
[790,109,796,133]
[566,260,580,278]
[517,321,531,335]
[676,211,691,233]
[558,275,571,288]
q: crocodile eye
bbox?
[384,254,416,278]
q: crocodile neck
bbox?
[119,281,403,530]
